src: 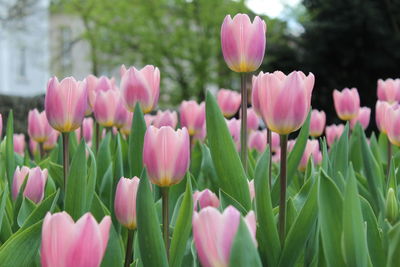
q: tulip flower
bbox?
[386,104,400,146]
[143,126,190,187]
[120,112,134,137]
[309,109,326,137]
[14,134,25,156]
[41,212,111,267]
[43,129,59,151]
[29,139,38,156]
[82,117,94,142]
[194,124,207,142]
[377,78,400,104]
[248,130,266,153]
[193,206,256,267]
[180,100,205,136]
[376,101,393,133]
[241,107,259,131]
[94,87,120,128]
[227,118,241,151]
[144,114,155,127]
[350,107,371,130]
[114,177,140,230]
[217,89,241,118]
[297,140,321,171]
[152,110,178,129]
[120,65,160,113]
[325,124,345,147]
[86,75,115,109]
[114,95,130,129]
[45,77,87,133]
[333,88,360,121]
[221,14,266,73]
[248,180,255,200]
[12,166,48,204]
[193,189,220,211]
[270,131,280,152]
[27,109,53,143]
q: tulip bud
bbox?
[41,212,111,267]
[385,188,399,224]
[45,77,87,132]
[217,89,241,118]
[114,96,130,129]
[333,88,360,121]
[298,140,321,171]
[14,134,25,156]
[43,129,59,151]
[248,130,266,153]
[270,131,280,153]
[180,101,205,136]
[240,107,259,132]
[82,117,94,142]
[114,177,140,229]
[350,107,371,130]
[120,65,160,113]
[386,104,400,146]
[221,14,266,73]
[252,71,314,135]
[375,101,393,133]
[193,189,220,211]
[325,124,345,147]
[227,118,241,151]
[12,166,48,204]
[193,206,256,267]
[152,110,178,129]
[143,126,190,187]
[310,109,326,137]
[377,78,400,104]
[28,109,53,143]
[94,87,120,127]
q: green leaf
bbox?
[65,140,87,220]
[86,146,97,211]
[5,110,15,189]
[279,179,318,267]
[17,198,37,227]
[349,123,363,172]
[189,141,202,179]
[254,148,280,267]
[219,189,248,215]
[205,91,251,211]
[229,219,262,267]
[129,103,146,177]
[318,171,345,267]
[170,175,193,267]
[387,222,400,267]
[97,133,111,189]
[136,174,168,267]
[342,166,369,267]
[331,123,349,180]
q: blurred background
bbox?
[0,0,399,133]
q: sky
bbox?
[246,0,302,18]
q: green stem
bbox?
[240,73,248,171]
[162,187,170,259]
[95,121,100,153]
[62,132,70,190]
[387,141,392,180]
[124,230,135,267]
[267,128,272,188]
[279,134,288,244]
[39,142,44,160]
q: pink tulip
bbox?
[114,95,130,129]
[333,88,360,121]
[45,77,87,132]
[193,206,256,267]
[43,129,59,151]
[350,107,371,130]
[227,118,241,151]
[309,109,326,137]
[221,14,266,73]
[241,107,259,131]
[252,73,262,116]
[270,131,280,153]
[377,78,400,104]
[143,126,190,187]
[114,177,139,229]
[86,76,115,109]
[82,117,94,142]
[386,104,400,146]
[41,212,111,267]
[180,101,206,136]
[194,124,207,142]
[325,124,345,147]
[29,139,38,155]
[120,65,160,113]
[272,148,281,163]
[144,114,155,127]
[217,89,241,118]
[28,109,53,143]
[248,180,255,200]
[248,130,266,153]
[298,140,321,171]
[252,71,314,135]
[152,110,178,129]
[193,189,220,211]
[376,100,393,133]
[14,134,25,155]
[12,166,48,203]
[94,87,120,127]
[120,112,134,137]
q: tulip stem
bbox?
[240,73,248,171]
[39,142,44,160]
[278,134,288,244]
[62,132,69,190]
[124,229,135,267]
[267,128,272,188]
[161,187,170,258]
[387,141,392,180]
[95,121,100,153]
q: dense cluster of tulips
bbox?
[1,12,400,267]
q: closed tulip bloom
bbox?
[86,75,115,109]
[12,166,48,203]
[14,134,25,155]
[143,126,190,187]
[28,109,53,143]
[325,124,345,147]
[82,117,94,142]
[221,14,266,73]
[114,177,140,229]
[252,73,262,116]
[253,71,314,135]
[333,88,360,121]
[310,109,326,137]
[386,104,400,146]
[193,206,256,267]
[114,96,130,129]
[298,140,320,171]
[376,101,393,133]
[227,118,241,151]
[43,129,59,151]
[120,112,134,137]
[41,212,111,267]
[241,107,259,131]
[29,139,38,155]
[94,88,120,127]
[180,101,206,136]
[120,65,160,113]
[270,131,280,153]
[350,107,371,130]
[248,130,266,153]
[217,89,241,118]
[377,78,400,104]
[153,110,178,129]
[193,189,220,211]
[45,77,87,132]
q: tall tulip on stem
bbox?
[221,13,266,171]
